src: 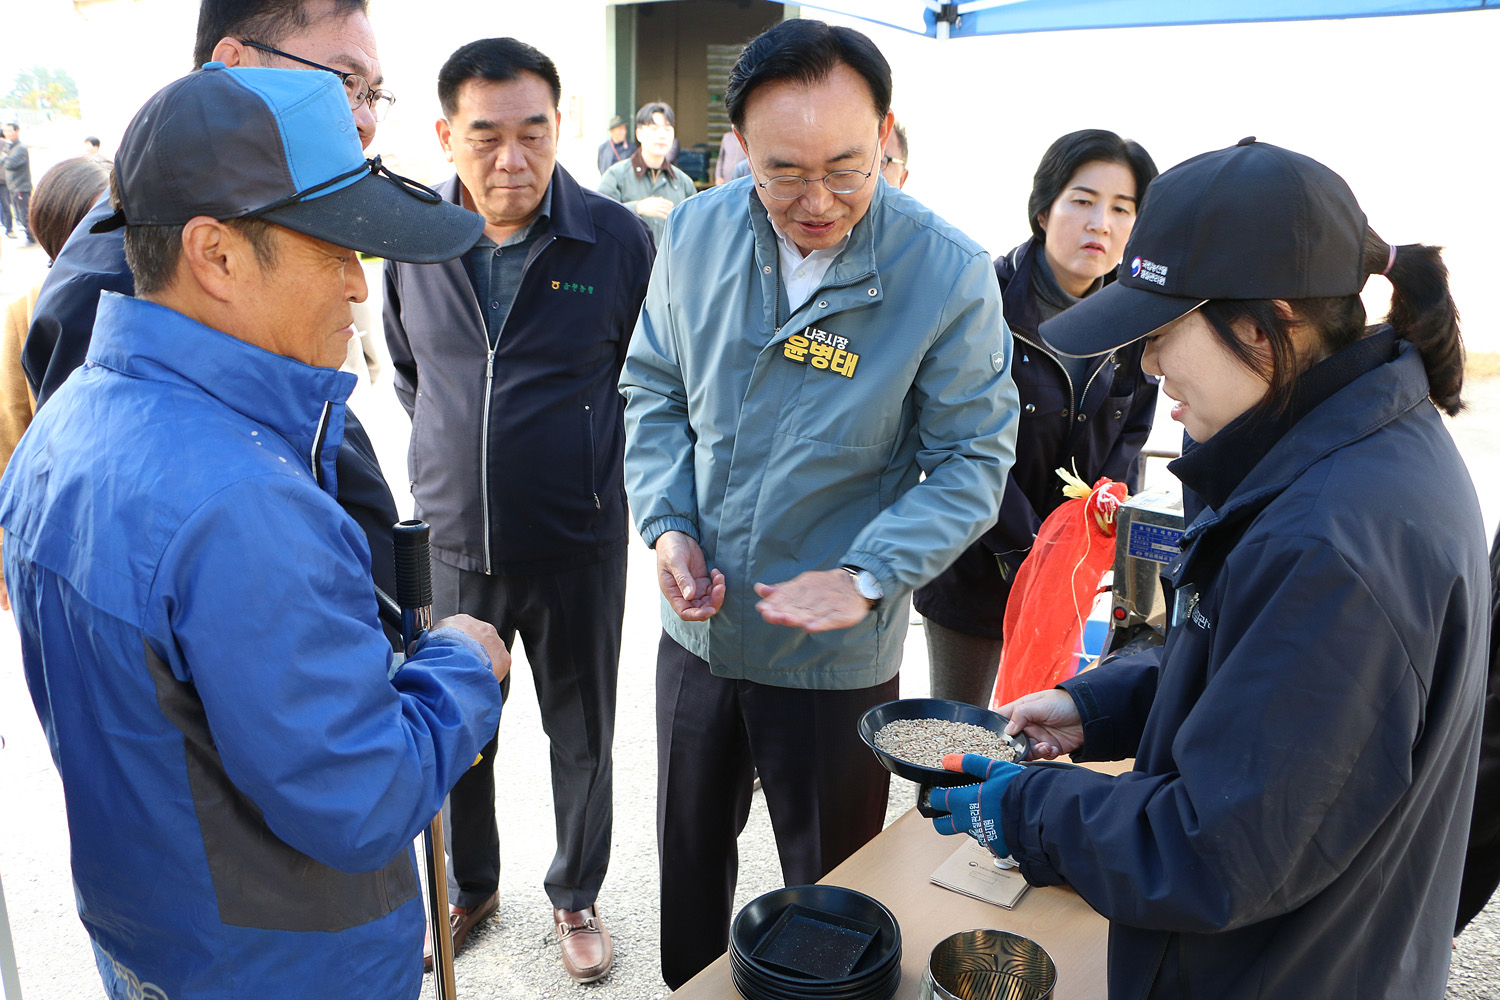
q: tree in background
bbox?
[5,67,80,119]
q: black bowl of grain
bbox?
[858,699,1032,807]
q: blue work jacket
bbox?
[620,178,1018,689]
[0,294,503,1000]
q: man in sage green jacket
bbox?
[618,20,1017,990]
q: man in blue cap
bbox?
[0,66,505,1000]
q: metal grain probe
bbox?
[394,520,457,1000]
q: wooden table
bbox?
[671,807,1109,999]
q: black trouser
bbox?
[655,632,897,989]
[432,548,626,912]
[10,190,28,239]
[0,183,11,232]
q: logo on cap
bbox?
[1135,258,1168,286]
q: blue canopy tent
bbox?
[785,0,1495,39]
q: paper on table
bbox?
[929,838,1030,909]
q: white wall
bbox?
[365,0,612,185]
[805,7,1500,350]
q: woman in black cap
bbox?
[914,129,1158,707]
[930,138,1488,999]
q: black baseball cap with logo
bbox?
[1039,137,1368,358]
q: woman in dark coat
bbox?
[932,139,1488,999]
[914,130,1158,706]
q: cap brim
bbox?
[260,169,483,264]
[1038,280,1206,358]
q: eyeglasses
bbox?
[756,166,875,201]
[238,40,396,121]
[883,155,906,169]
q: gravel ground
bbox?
[1,244,1498,998]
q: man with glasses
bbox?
[598,102,695,246]
[26,0,392,404]
[619,19,1017,990]
[21,0,409,649]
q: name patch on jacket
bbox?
[784,326,859,378]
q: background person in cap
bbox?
[19,0,406,642]
[933,138,1487,999]
[384,36,654,982]
[597,112,635,175]
[0,65,505,1000]
[915,129,1158,707]
[619,19,1016,988]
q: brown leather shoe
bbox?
[556,904,613,983]
[423,891,499,972]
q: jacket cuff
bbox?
[641,515,699,548]
[1002,762,1067,887]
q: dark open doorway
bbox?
[609,1,793,184]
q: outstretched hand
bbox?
[655,531,726,622]
[930,752,1024,858]
[753,570,870,632]
[998,688,1084,760]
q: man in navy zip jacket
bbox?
[383,37,653,984]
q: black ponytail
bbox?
[1363,229,1464,416]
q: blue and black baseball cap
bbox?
[1039,137,1367,358]
[94,64,482,264]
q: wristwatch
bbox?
[840,565,884,609]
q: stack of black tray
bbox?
[728,885,901,1000]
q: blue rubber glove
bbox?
[930,752,1024,858]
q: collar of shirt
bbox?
[768,213,849,312]
[472,181,554,252]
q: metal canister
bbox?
[919,928,1056,1000]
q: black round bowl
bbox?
[858,698,1033,788]
[729,884,901,996]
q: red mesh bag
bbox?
[989,471,1127,710]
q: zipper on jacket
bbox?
[1137,933,1173,1000]
[586,403,599,509]
[1012,330,1112,423]
[478,233,557,575]
[309,400,333,490]
[480,348,495,573]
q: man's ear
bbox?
[179,217,242,304]
[436,117,454,161]
[209,37,249,67]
